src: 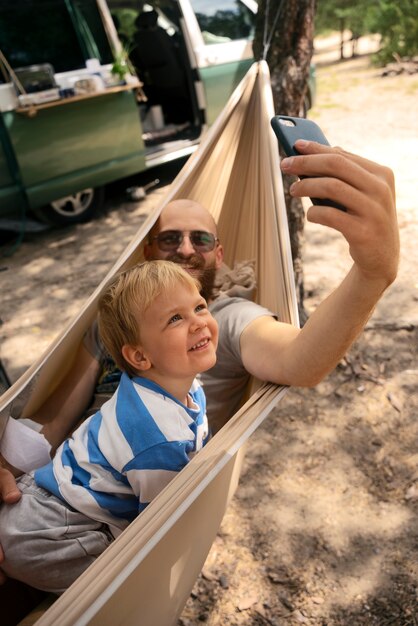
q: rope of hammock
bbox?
[262,0,286,60]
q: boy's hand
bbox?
[281,141,399,289]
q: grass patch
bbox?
[310,102,345,114]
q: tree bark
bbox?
[253,0,316,323]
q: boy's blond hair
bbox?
[98,261,201,376]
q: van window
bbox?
[0,0,113,83]
[189,0,255,44]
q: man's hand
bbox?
[0,543,6,585]
[0,460,22,585]
[0,459,22,504]
[241,143,399,388]
[281,140,399,288]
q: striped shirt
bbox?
[34,373,208,536]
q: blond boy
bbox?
[0,261,218,594]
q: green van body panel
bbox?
[4,91,145,210]
[0,143,14,189]
[0,117,26,212]
[0,185,23,214]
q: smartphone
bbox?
[270,115,346,212]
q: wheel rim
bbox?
[50,189,94,217]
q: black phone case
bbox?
[270,115,346,212]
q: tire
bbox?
[32,187,105,226]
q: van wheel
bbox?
[33,187,105,226]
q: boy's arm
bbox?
[240,142,399,386]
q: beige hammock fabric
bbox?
[0,60,299,626]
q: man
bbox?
[0,140,399,513]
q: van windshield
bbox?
[0,0,113,84]
[189,0,255,43]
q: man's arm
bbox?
[0,456,21,503]
[240,142,399,386]
[0,455,22,583]
[34,343,102,452]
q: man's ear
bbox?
[144,220,160,260]
[215,242,224,270]
[121,344,151,372]
[143,243,153,260]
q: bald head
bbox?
[150,199,218,239]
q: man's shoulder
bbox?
[209,296,275,340]
[209,295,267,315]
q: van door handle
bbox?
[205,56,218,65]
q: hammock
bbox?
[0,60,299,626]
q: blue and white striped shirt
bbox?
[34,373,208,536]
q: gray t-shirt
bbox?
[200,297,274,433]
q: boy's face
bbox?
[133,282,218,385]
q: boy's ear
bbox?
[121,344,151,371]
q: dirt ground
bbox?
[1,35,418,625]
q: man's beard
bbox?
[166,253,217,302]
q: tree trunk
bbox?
[253,0,316,323]
[340,17,345,60]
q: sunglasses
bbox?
[150,230,219,252]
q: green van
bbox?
[0,0,315,226]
